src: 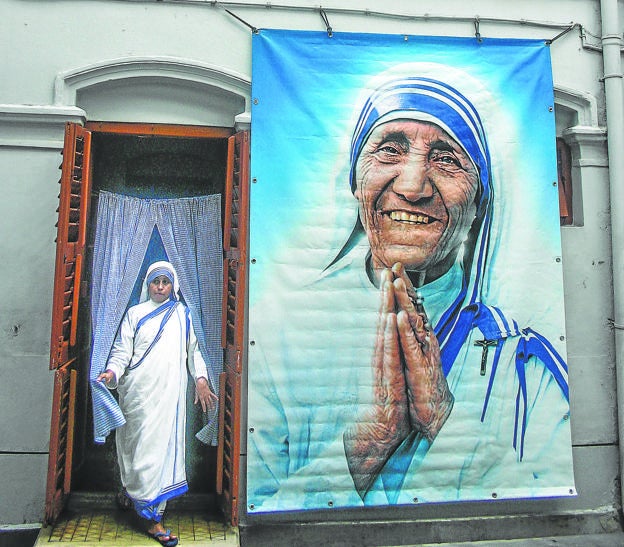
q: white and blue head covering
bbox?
[344,69,497,365]
[139,260,180,303]
[348,74,491,202]
[344,65,568,460]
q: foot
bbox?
[147,522,178,547]
[115,490,133,511]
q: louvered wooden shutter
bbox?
[44,361,78,524]
[44,123,92,524]
[49,123,92,369]
[217,131,249,527]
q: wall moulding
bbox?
[1,57,250,149]
[0,105,86,149]
[554,85,602,129]
[562,126,608,168]
[554,85,607,167]
[1,76,603,151]
[53,56,251,126]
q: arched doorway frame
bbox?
[53,55,250,124]
[45,57,250,527]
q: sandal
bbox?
[148,528,178,547]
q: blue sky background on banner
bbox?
[249,30,563,334]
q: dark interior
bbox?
[72,131,228,495]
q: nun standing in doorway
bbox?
[98,261,217,547]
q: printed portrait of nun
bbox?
[247,59,575,512]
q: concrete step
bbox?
[33,492,238,546]
[418,532,624,546]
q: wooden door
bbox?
[44,121,240,525]
[45,123,92,524]
[217,130,249,527]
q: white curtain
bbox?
[89,191,223,445]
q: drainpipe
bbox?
[600,0,624,508]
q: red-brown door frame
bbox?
[45,121,245,526]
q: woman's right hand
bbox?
[97,370,115,386]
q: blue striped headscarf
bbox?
[147,266,174,286]
[140,261,180,303]
[349,75,491,202]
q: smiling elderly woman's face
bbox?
[354,119,480,282]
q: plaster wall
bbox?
[0,0,620,540]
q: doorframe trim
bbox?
[85,121,234,138]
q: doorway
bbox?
[44,122,248,528]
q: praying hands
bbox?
[344,262,454,498]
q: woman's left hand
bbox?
[194,377,218,412]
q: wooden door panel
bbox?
[50,123,92,369]
[44,360,78,525]
[45,122,91,525]
[218,130,249,526]
[216,369,242,525]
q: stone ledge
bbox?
[0,105,86,149]
[240,508,622,547]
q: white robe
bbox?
[105,299,208,513]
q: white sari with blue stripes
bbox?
[105,298,208,521]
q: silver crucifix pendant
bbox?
[474,339,498,376]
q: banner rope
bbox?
[210,2,581,31]
[224,8,258,33]
[546,23,579,45]
[474,16,482,43]
[319,8,333,38]
[608,318,624,330]
[136,0,599,50]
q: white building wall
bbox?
[0,0,620,537]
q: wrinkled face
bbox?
[354,119,480,281]
[148,275,173,303]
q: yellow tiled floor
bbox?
[35,508,238,546]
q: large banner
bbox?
[247,29,576,513]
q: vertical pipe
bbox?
[600,0,624,507]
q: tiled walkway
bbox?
[34,504,238,546]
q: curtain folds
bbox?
[89,191,223,445]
